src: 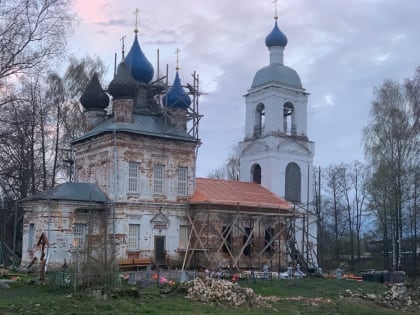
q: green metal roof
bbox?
[23,182,107,203]
[73,113,196,144]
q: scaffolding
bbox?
[182,203,317,272]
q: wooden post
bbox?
[37,232,49,284]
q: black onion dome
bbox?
[80,73,110,110]
[108,62,137,99]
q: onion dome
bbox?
[80,73,110,110]
[124,34,154,83]
[108,62,137,99]
[265,20,288,48]
[162,71,191,109]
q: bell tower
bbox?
[238,11,316,265]
[239,14,315,204]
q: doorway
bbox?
[154,236,165,263]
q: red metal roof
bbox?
[190,178,291,210]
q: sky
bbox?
[69,0,420,177]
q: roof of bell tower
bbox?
[252,64,302,89]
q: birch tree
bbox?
[363,79,418,270]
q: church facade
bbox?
[20,12,316,272]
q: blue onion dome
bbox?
[265,20,288,48]
[108,62,137,99]
[162,71,191,109]
[80,73,110,110]
[124,34,154,83]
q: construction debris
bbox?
[184,278,267,307]
[341,283,420,311]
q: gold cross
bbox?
[175,48,181,70]
[120,35,126,59]
[134,8,140,33]
[273,0,278,19]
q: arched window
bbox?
[285,162,301,202]
[254,103,265,137]
[283,102,296,135]
[251,163,261,184]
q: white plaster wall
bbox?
[21,201,104,267]
[109,203,189,263]
[74,134,197,203]
[239,137,314,202]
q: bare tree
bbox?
[363,79,418,271]
[323,165,346,261]
[350,161,367,259]
[207,145,240,180]
[338,164,355,261]
[0,81,45,199]
[0,0,75,81]
[405,66,420,130]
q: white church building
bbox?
[20,10,317,272]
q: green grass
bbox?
[0,277,410,315]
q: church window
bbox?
[153,164,165,194]
[177,167,188,196]
[251,163,261,184]
[283,102,296,135]
[254,103,265,137]
[128,162,140,193]
[179,225,189,249]
[73,224,87,248]
[28,223,35,250]
[128,224,140,250]
[285,162,301,202]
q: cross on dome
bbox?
[175,48,181,70]
[120,35,126,60]
[134,8,140,33]
[273,0,279,20]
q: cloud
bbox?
[96,19,129,27]
[69,0,420,176]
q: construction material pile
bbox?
[184,278,266,307]
[341,283,420,311]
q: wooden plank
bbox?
[118,259,134,265]
[133,258,151,266]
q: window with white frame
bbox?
[128,162,140,193]
[128,224,140,250]
[177,167,188,196]
[179,225,189,249]
[73,224,87,248]
[28,223,35,250]
[153,164,165,194]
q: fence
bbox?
[48,271,122,291]
[126,269,197,287]
[47,269,199,291]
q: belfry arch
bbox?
[254,103,265,137]
[283,102,296,135]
